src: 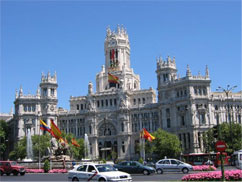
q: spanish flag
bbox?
[71,138,80,147]
[140,128,155,142]
[50,119,62,139]
[108,73,119,83]
[40,120,51,133]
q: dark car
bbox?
[0,161,25,176]
[114,161,156,175]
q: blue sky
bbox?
[1,0,241,113]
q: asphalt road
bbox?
[0,166,238,182]
[0,172,186,182]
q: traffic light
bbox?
[213,125,219,138]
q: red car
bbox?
[0,161,25,176]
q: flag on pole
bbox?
[108,73,119,83]
[71,138,80,147]
[50,119,62,139]
[140,128,155,142]
[111,49,115,60]
[40,120,51,133]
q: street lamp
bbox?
[216,85,237,150]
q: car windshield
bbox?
[96,165,116,172]
[11,161,17,165]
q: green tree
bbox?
[146,128,181,159]
[0,120,8,159]
[32,134,51,159]
[203,122,242,154]
[61,132,85,160]
[9,136,27,160]
[9,134,51,160]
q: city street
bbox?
[0,166,238,182]
[0,173,186,181]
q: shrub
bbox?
[182,169,242,181]
[138,157,144,164]
[101,158,106,164]
[192,165,216,171]
[43,160,50,173]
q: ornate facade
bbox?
[9,26,242,160]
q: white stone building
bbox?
[9,26,242,160]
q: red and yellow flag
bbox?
[71,138,80,147]
[140,128,155,142]
[108,73,119,83]
[50,119,62,139]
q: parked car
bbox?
[155,159,193,174]
[114,161,156,175]
[0,161,26,176]
[68,162,132,181]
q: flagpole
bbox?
[143,138,145,162]
[38,112,41,169]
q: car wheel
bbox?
[13,171,18,176]
[72,177,79,181]
[20,172,25,176]
[156,168,163,174]
[99,178,106,181]
[182,168,189,174]
[143,169,149,175]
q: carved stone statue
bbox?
[119,97,126,108]
[87,100,94,111]
[49,137,70,161]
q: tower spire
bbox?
[186,65,192,77]
[205,65,209,78]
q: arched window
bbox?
[89,125,92,134]
[121,123,124,132]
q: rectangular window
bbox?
[106,99,108,106]
[114,99,117,105]
[181,116,185,126]
[166,108,170,118]
[101,100,104,107]
[76,104,79,110]
[142,98,145,104]
[133,99,136,105]
[43,88,47,96]
[110,99,112,106]
[51,89,55,96]
[167,118,171,128]
[122,141,125,153]
[183,133,187,149]
[97,101,100,107]
[188,133,190,149]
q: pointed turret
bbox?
[19,85,23,97]
[205,65,209,78]
[15,89,18,99]
[186,65,192,77]
[36,87,40,97]
[88,81,93,95]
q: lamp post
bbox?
[216,85,237,151]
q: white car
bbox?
[155,159,193,174]
[68,163,132,181]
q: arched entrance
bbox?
[98,122,118,160]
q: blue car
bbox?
[114,161,156,175]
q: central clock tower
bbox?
[96,25,140,93]
[104,25,131,73]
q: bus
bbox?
[231,150,242,169]
[182,152,230,167]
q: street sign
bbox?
[215,141,227,152]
